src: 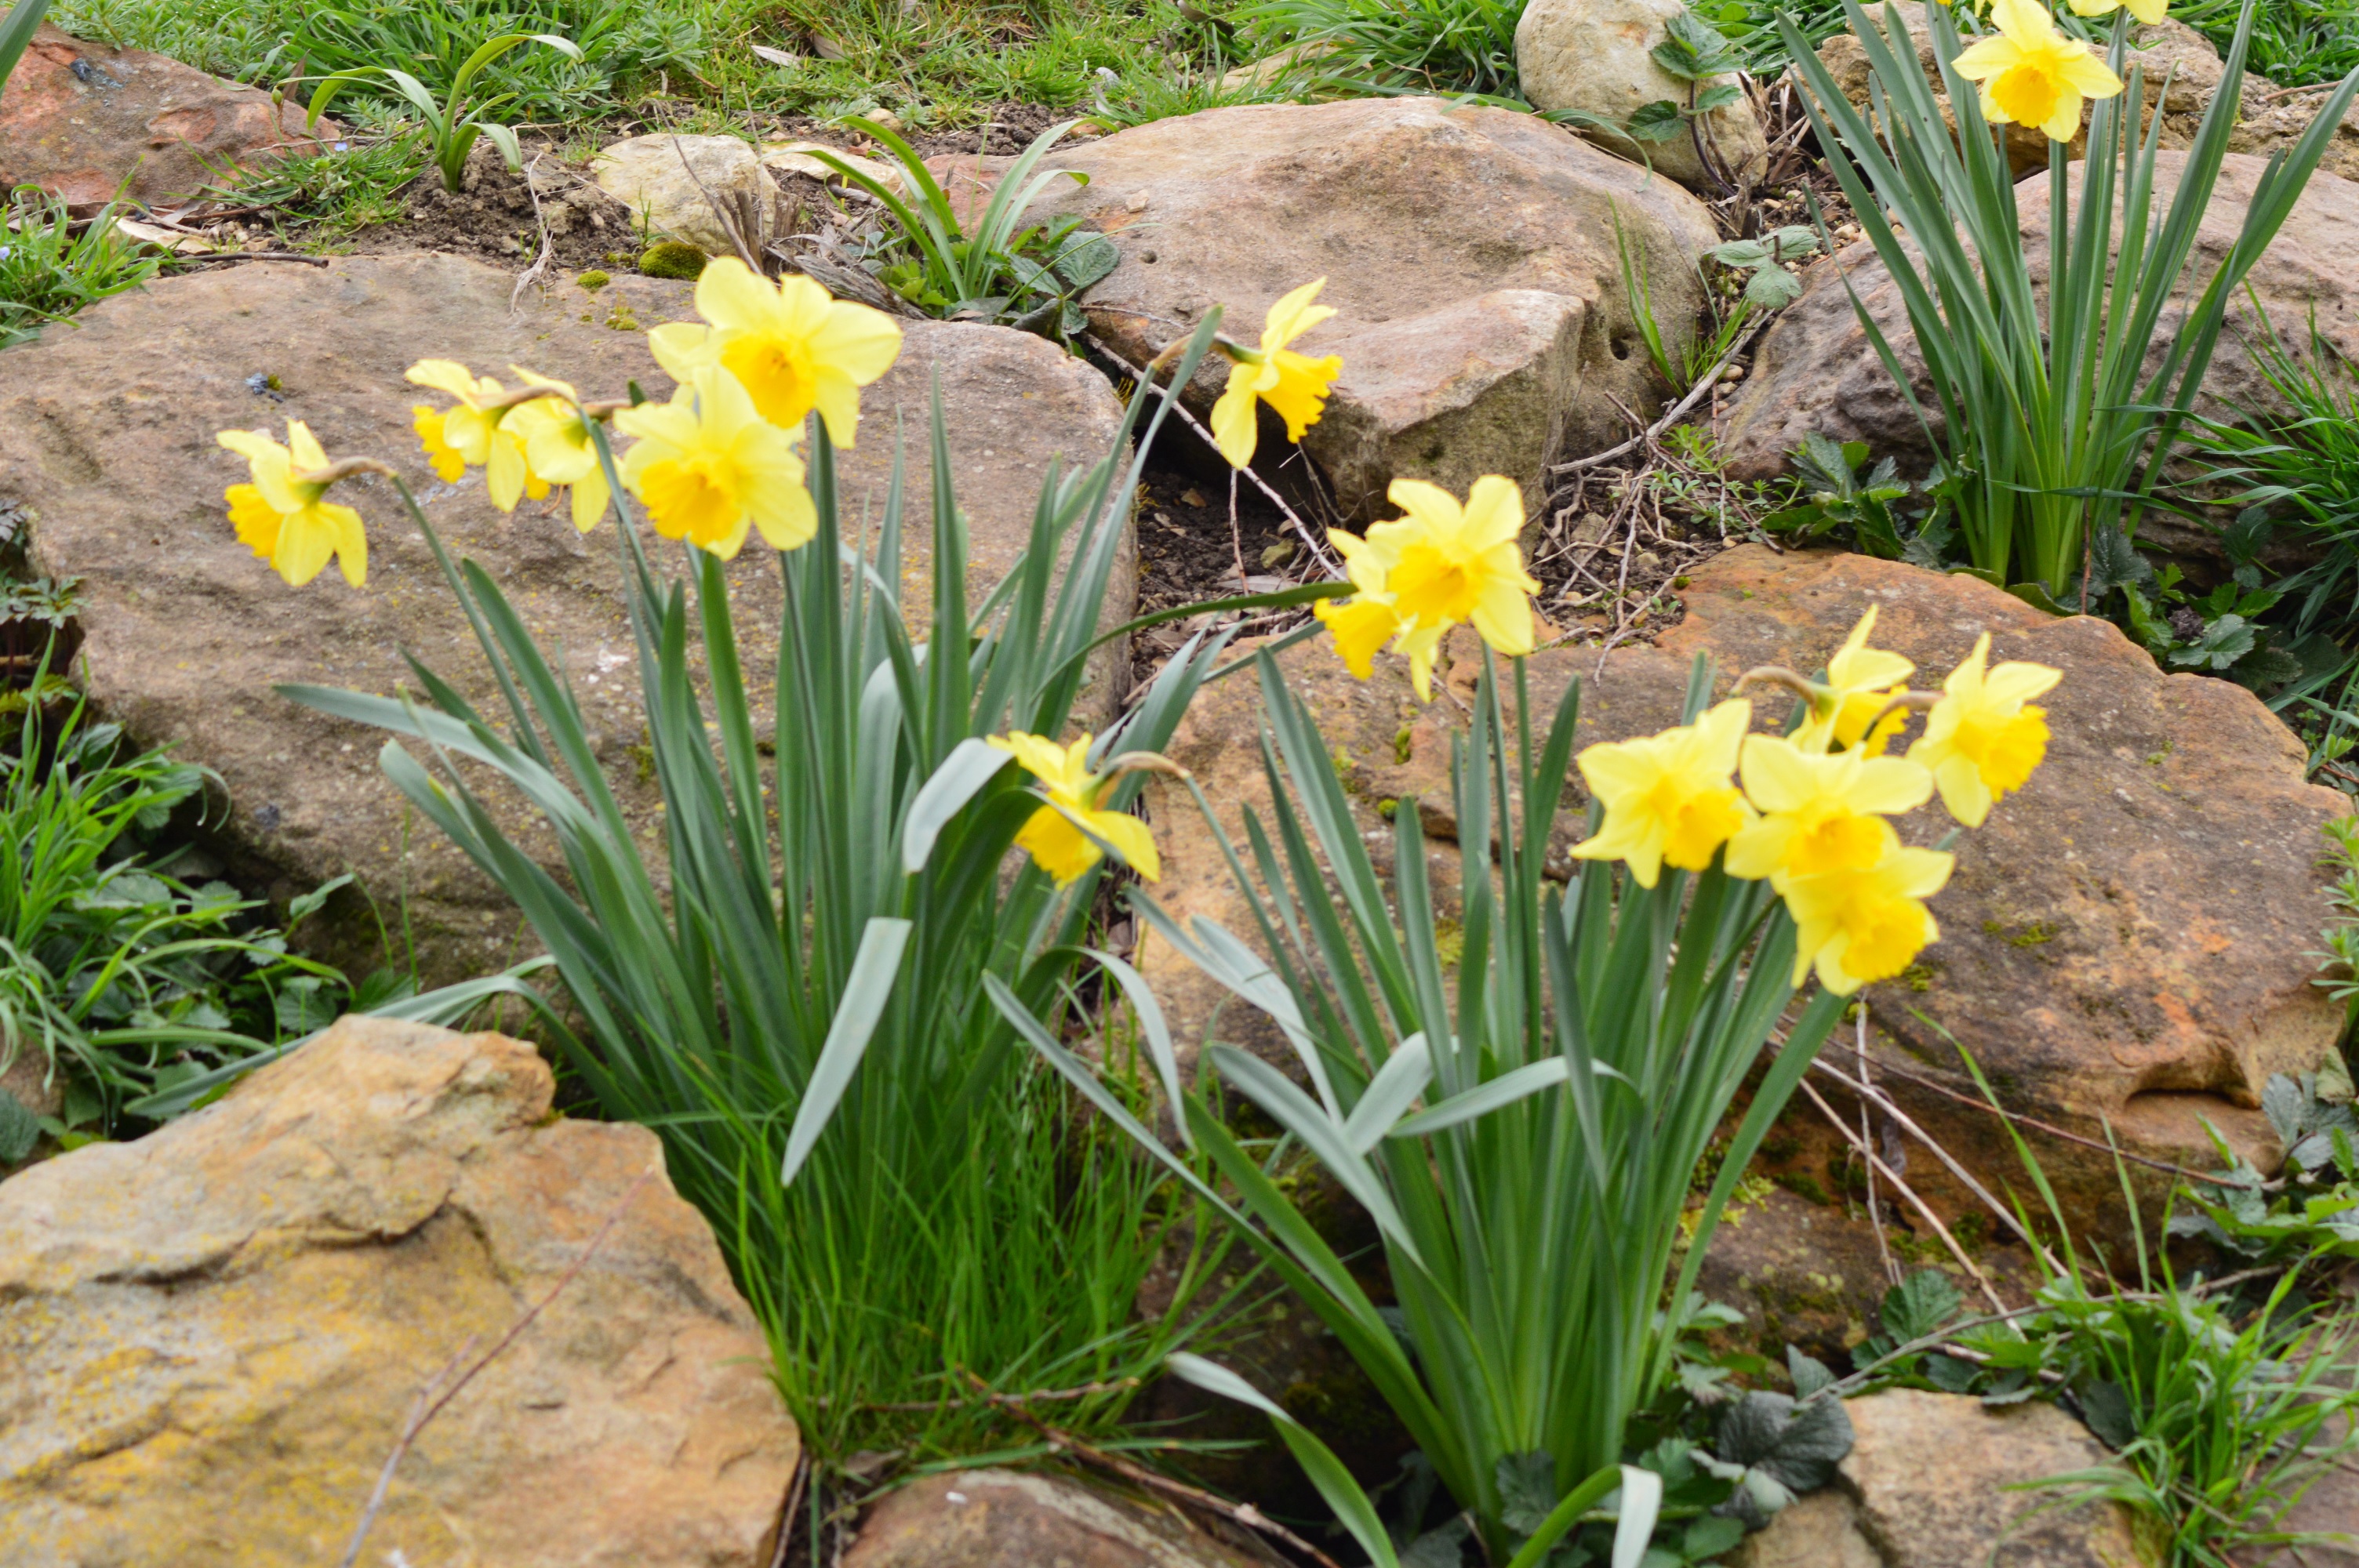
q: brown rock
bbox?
[0,26,336,206]
[1814,5,2359,184]
[1141,546,2343,1232]
[1720,153,2359,532]
[844,1469,1279,1568]
[1016,97,1721,514]
[0,1014,797,1565]
[0,254,1131,986]
[1734,1388,2153,1567]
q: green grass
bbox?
[2177,0,2359,86]
[0,188,163,350]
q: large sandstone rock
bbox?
[1720,154,2359,517]
[0,1014,796,1564]
[1732,1390,2148,1567]
[1140,546,2343,1232]
[0,25,335,206]
[1517,0,1771,193]
[1018,97,1721,515]
[1816,5,2359,183]
[591,132,769,253]
[0,254,1131,985]
[844,1469,1278,1567]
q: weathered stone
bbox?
[1016,97,1721,515]
[844,1469,1278,1568]
[1141,546,2343,1232]
[1733,1389,2151,1566]
[0,26,336,206]
[0,254,1131,986]
[1815,5,2359,183]
[0,1014,796,1565]
[1720,154,2359,525]
[1517,0,1771,192]
[591,132,767,254]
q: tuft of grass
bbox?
[0,188,162,350]
[209,127,429,241]
[2175,0,2359,86]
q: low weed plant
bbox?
[1783,0,2359,596]
[303,28,583,195]
[0,189,162,351]
[2176,0,2359,86]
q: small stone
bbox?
[1514,0,1770,191]
[845,1469,1268,1567]
[638,239,709,279]
[591,132,766,254]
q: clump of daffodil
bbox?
[1725,735,1934,887]
[1569,699,1754,887]
[2066,0,2168,25]
[988,731,1167,887]
[1951,0,2125,142]
[1783,845,1956,995]
[613,365,814,559]
[405,360,549,512]
[504,368,616,532]
[647,257,903,445]
[1908,633,2061,826]
[217,422,386,589]
[1317,476,1539,701]
[1208,278,1345,470]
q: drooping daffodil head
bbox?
[1209,278,1345,470]
[1906,633,2060,826]
[1950,0,2125,141]
[1314,476,1539,700]
[404,358,544,512]
[646,257,903,447]
[1568,698,1754,888]
[1725,733,1934,888]
[505,368,614,532]
[1783,844,1955,995]
[613,365,815,560]
[987,731,1162,888]
[216,420,374,589]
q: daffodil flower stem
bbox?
[1732,666,1822,703]
[1093,752,1193,788]
[1860,691,1942,737]
[295,457,399,488]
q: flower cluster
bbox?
[1565,608,2059,993]
[1316,475,1540,701]
[212,256,904,586]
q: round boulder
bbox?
[1516,0,1770,193]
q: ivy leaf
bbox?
[0,1087,39,1166]
[1786,1345,1835,1397]
[1054,231,1118,290]
[2081,525,2154,605]
[1694,80,1743,113]
[2077,1378,2138,1450]
[1710,1391,1855,1529]
[1742,261,1803,309]
[1496,1450,1559,1535]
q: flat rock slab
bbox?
[0,26,334,205]
[1720,155,2359,522]
[1020,96,1721,515]
[0,253,1129,985]
[845,1469,1278,1567]
[1140,546,2341,1228]
[1732,1390,2146,1566]
[0,1014,796,1565]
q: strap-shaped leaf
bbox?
[1166,1355,1401,1568]
[1209,1045,1424,1269]
[901,737,1011,873]
[780,917,913,1186]
[0,0,51,93]
[1087,949,1192,1148]
[1342,1032,1432,1154]
[1389,1058,1573,1140]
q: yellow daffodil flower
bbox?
[2067,0,2168,26]
[646,257,903,445]
[1783,844,1954,995]
[1318,477,1539,700]
[1906,633,2059,826]
[1951,0,2125,142]
[1725,734,1935,887]
[505,368,614,533]
[413,406,467,483]
[1802,606,1917,754]
[405,359,547,511]
[1569,699,1754,888]
[988,731,1161,887]
[613,365,814,559]
[1209,278,1345,470]
[216,421,372,588]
